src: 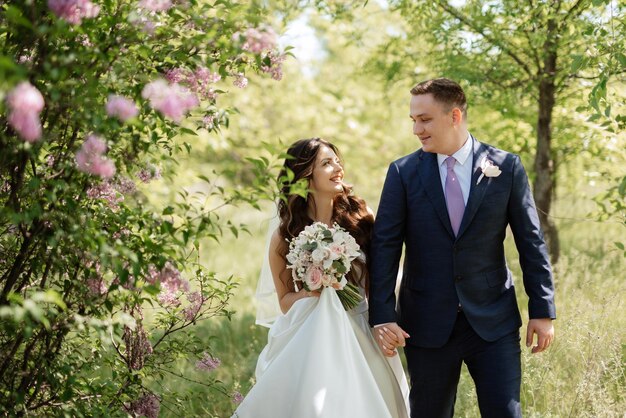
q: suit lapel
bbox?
[418,151,454,238]
[457,137,489,239]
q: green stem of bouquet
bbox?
[337,283,363,311]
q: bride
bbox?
[233,138,410,418]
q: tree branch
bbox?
[153,366,228,393]
[435,0,535,78]
[558,0,590,34]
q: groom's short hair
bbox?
[410,78,467,118]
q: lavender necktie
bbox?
[445,156,465,236]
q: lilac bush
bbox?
[0,0,287,415]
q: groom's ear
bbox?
[451,107,464,126]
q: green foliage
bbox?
[0,0,290,415]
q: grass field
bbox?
[152,189,625,417]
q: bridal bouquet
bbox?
[286,222,363,310]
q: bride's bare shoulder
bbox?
[270,228,286,253]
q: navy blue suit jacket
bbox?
[368,137,556,348]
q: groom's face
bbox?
[410,93,459,155]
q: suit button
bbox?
[455,275,462,282]
[453,245,458,253]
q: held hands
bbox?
[373,323,410,357]
[526,318,554,354]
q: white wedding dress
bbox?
[232,286,410,418]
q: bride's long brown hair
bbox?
[276,138,374,289]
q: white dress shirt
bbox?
[437,134,473,206]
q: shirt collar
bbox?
[437,133,472,167]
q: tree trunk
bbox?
[533,19,560,264]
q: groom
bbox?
[369,78,556,418]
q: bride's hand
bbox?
[373,323,410,357]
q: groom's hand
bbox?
[373,323,410,357]
[526,318,554,354]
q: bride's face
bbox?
[309,145,344,196]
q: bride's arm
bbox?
[269,230,319,314]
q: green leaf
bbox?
[40,289,67,311]
[618,177,626,196]
[615,242,624,251]
[179,127,199,137]
[570,55,586,73]
[5,6,33,29]
[332,260,347,274]
[161,221,175,234]
[143,284,161,296]
[0,55,18,73]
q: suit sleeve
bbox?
[368,162,407,326]
[507,155,556,320]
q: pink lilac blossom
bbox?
[202,114,215,129]
[84,261,106,296]
[156,262,189,306]
[86,277,107,296]
[77,34,93,47]
[142,79,199,122]
[164,68,187,84]
[195,66,221,84]
[129,393,160,418]
[241,27,278,53]
[182,291,203,321]
[261,52,286,81]
[112,275,137,290]
[141,18,157,34]
[105,95,139,122]
[144,265,160,284]
[196,352,220,371]
[157,291,180,306]
[86,181,122,209]
[76,135,116,178]
[115,176,136,195]
[6,82,45,143]
[8,112,42,143]
[232,391,244,405]
[192,68,219,101]
[7,82,44,113]
[123,308,153,370]
[164,67,220,101]
[128,12,157,34]
[159,262,187,289]
[137,165,161,183]
[138,0,173,12]
[48,0,100,25]
[112,228,131,240]
[233,73,248,88]
[18,55,33,64]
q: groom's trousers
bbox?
[404,310,522,418]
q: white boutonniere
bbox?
[476,157,502,185]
